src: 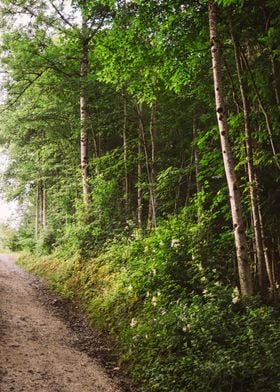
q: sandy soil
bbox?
[0,254,124,392]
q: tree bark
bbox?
[137,106,143,229]
[137,103,157,230]
[238,46,280,170]
[193,118,201,195]
[80,16,91,206]
[42,181,47,230]
[148,101,157,229]
[208,0,253,296]
[35,182,40,240]
[230,24,266,293]
[271,57,280,106]
[123,96,129,214]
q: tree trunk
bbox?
[42,181,47,230]
[148,101,157,229]
[80,17,91,206]
[238,46,280,170]
[230,24,266,293]
[35,183,40,240]
[271,57,280,106]
[123,96,129,214]
[258,205,276,297]
[208,0,253,296]
[193,118,201,195]
[137,109,143,229]
[137,103,157,230]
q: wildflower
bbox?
[232,286,240,304]
[152,268,157,276]
[232,286,239,297]
[215,281,221,287]
[127,284,133,291]
[171,239,180,248]
[130,318,137,328]
[202,289,208,296]
[151,296,157,306]
[201,276,206,282]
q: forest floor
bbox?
[0,254,133,392]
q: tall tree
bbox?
[208,0,253,296]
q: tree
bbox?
[208,0,253,296]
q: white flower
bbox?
[171,239,180,248]
[146,291,150,297]
[127,285,133,291]
[202,289,208,296]
[152,268,157,276]
[182,324,191,332]
[215,281,221,287]
[201,276,206,282]
[130,318,137,328]
[232,287,239,297]
[232,287,240,304]
[151,296,157,306]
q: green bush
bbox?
[18,208,280,392]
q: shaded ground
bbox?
[0,254,134,392]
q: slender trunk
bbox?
[208,0,253,296]
[148,101,157,229]
[137,103,156,230]
[42,182,47,230]
[239,46,280,170]
[271,57,280,106]
[193,119,203,221]
[137,110,143,229]
[174,153,185,212]
[230,24,266,292]
[123,97,129,214]
[35,183,40,240]
[91,125,99,158]
[80,17,91,206]
[185,148,193,207]
[193,119,201,195]
[258,205,276,296]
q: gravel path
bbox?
[0,254,122,392]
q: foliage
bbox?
[2,0,280,390]
[18,208,280,391]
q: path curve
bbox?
[0,254,121,392]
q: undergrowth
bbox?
[17,211,280,392]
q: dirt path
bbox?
[0,254,122,392]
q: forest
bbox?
[0,0,280,390]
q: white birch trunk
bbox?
[80,17,91,206]
[208,0,253,296]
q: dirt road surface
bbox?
[0,254,123,392]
